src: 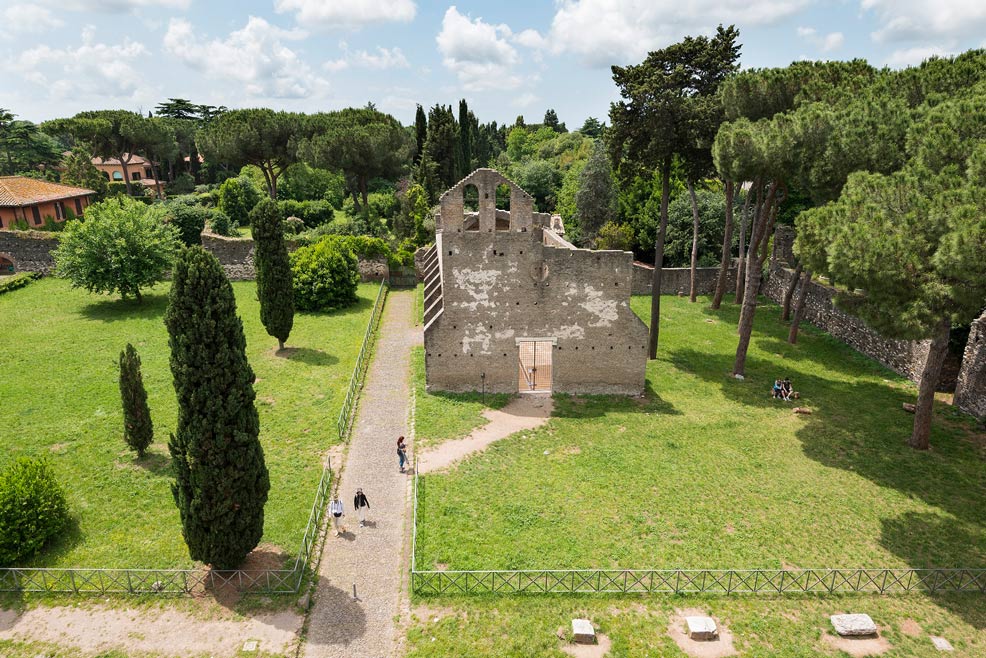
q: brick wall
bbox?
[631,262,736,296]
[955,312,986,420]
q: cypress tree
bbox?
[414,104,427,165]
[250,198,294,350]
[458,99,472,173]
[165,247,270,569]
[119,343,153,458]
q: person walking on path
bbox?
[397,436,408,473]
[329,497,344,536]
[353,488,370,527]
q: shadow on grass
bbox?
[23,516,84,569]
[78,293,170,322]
[422,389,512,412]
[881,512,986,629]
[135,452,173,477]
[276,347,339,367]
[299,293,376,319]
[551,380,680,419]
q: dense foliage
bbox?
[54,197,180,302]
[0,458,70,566]
[119,343,153,458]
[289,237,360,311]
[251,199,294,350]
[165,247,269,569]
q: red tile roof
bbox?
[92,154,149,166]
[0,176,95,207]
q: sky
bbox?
[2,1,986,128]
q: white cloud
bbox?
[10,29,149,100]
[796,26,844,52]
[885,45,954,69]
[45,0,191,10]
[163,16,327,99]
[436,6,523,91]
[514,29,546,49]
[325,46,410,71]
[512,92,539,108]
[862,0,986,43]
[0,5,63,34]
[545,0,810,65]
[274,0,416,28]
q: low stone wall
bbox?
[631,262,736,296]
[1,229,388,283]
[763,266,932,384]
[955,312,986,420]
[0,230,59,274]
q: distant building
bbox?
[91,154,158,188]
[0,176,95,230]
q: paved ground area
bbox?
[304,289,416,658]
[417,395,552,473]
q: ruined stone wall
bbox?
[764,266,932,383]
[0,230,58,274]
[955,312,986,419]
[772,225,797,267]
[631,262,736,296]
[424,228,648,395]
[2,229,387,282]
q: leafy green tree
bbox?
[543,108,566,132]
[579,117,605,137]
[162,197,207,246]
[165,247,269,569]
[197,109,301,198]
[279,163,345,205]
[0,110,62,175]
[217,176,262,227]
[61,144,108,199]
[250,199,294,350]
[119,343,153,458]
[512,159,561,211]
[506,127,528,161]
[574,140,617,244]
[610,25,741,357]
[595,222,635,250]
[396,183,433,246]
[663,187,735,268]
[301,108,411,211]
[290,238,360,311]
[50,110,143,196]
[420,104,460,190]
[54,198,179,302]
[130,117,177,198]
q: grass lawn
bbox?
[406,592,986,657]
[414,295,986,572]
[0,278,378,569]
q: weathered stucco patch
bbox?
[462,325,492,354]
[579,285,618,327]
[555,325,585,340]
[452,268,500,311]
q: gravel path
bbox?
[304,289,416,658]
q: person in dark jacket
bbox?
[354,488,370,527]
[397,436,408,473]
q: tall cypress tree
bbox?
[165,247,270,570]
[414,104,427,165]
[250,199,294,350]
[119,343,153,458]
[458,99,472,174]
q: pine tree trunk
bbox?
[787,270,811,344]
[781,263,803,321]
[150,159,164,200]
[735,183,753,305]
[687,180,701,303]
[733,181,777,376]
[711,180,735,310]
[648,158,672,359]
[909,318,951,450]
[120,154,133,196]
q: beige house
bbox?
[0,176,94,230]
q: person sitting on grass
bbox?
[782,377,798,400]
[772,379,784,399]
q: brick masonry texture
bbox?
[955,312,986,419]
[631,262,736,295]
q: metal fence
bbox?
[412,567,986,596]
[337,279,388,440]
[0,280,389,596]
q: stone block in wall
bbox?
[358,257,389,282]
[955,312,986,419]
[772,225,796,267]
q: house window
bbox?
[55,202,63,220]
[102,171,110,180]
[131,171,140,181]
[113,171,123,181]
[32,206,42,225]
[75,198,84,215]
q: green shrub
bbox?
[162,197,207,246]
[217,176,261,227]
[290,238,360,311]
[11,218,30,231]
[0,272,38,295]
[283,216,306,235]
[0,458,70,566]
[277,199,334,227]
[208,210,236,236]
[169,172,196,195]
[106,182,129,197]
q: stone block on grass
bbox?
[572,619,596,644]
[685,616,718,641]
[831,614,877,637]
[930,636,954,651]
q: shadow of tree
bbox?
[881,512,986,629]
[275,347,338,367]
[551,380,680,419]
[22,516,84,569]
[134,452,173,477]
[78,293,170,322]
[303,582,368,648]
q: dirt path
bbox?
[417,395,553,474]
[0,605,303,656]
[303,290,416,658]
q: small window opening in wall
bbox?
[448,250,453,255]
[463,183,479,212]
[615,282,619,286]
[495,183,511,210]
[591,346,595,350]
[519,250,523,255]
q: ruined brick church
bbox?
[421,169,648,395]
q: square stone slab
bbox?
[930,636,954,651]
[830,614,877,637]
[572,619,595,644]
[242,640,258,652]
[685,616,718,641]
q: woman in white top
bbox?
[330,497,344,536]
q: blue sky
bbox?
[3,1,985,127]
